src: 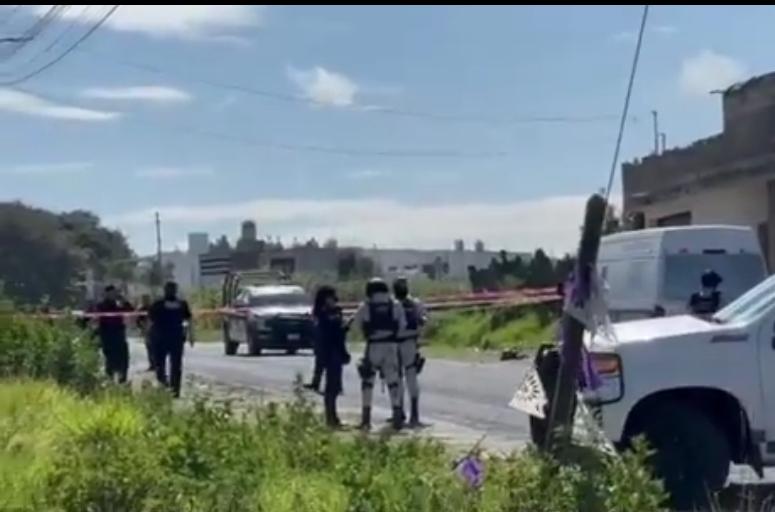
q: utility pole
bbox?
[651,110,659,155]
[660,132,667,153]
[545,194,606,459]
[155,211,163,289]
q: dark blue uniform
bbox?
[95,298,133,383]
[315,305,350,426]
[149,297,192,397]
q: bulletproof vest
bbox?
[690,291,720,315]
[364,301,397,340]
[402,299,419,331]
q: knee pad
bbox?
[357,359,375,380]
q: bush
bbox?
[0,314,663,511]
[0,379,666,512]
[0,315,100,393]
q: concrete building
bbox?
[623,71,775,268]
[364,242,525,280]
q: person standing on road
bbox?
[312,285,350,427]
[353,277,406,430]
[393,277,427,428]
[136,294,155,372]
[688,269,723,316]
[149,282,193,398]
[95,285,133,383]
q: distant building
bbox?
[364,241,526,280]
[623,71,775,268]
[188,233,209,256]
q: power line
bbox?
[0,5,118,86]
[0,5,67,63]
[12,85,509,159]
[603,5,648,203]
[26,6,95,66]
[77,46,632,126]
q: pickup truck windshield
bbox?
[714,273,775,324]
[249,293,309,308]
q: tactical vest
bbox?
[402,299,419,332]
[364,301,397,342]
[690,291,720,315]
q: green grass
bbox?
[0,379,666,512]
[423,304,558,354]
[0,312,667,512]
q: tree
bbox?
[526,249,556,287]
[58,209,135,283]
[0,202,134,306]
[554,254,575,282]
[211,235,231,253]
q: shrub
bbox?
[0,315,100,393]
[0,379,666,512]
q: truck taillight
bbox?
[585,353,624,404]
[591,353,621,376]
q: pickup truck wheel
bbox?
[223,325,238,356]
[630,402,731,510]
[247,333,262,356]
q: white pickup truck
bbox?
[581,273,775,508]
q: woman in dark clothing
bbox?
[313,285,350,427]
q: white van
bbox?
[598,226,767,322]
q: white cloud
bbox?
[348,169,388,180]
[611,31,637,43]
[653,25,678,35]
[134,167,214,180]
[108,195,605,255]
[31,5,264,39]
[5,161,94,175]
[680,50,747,96]
[81,86,192,103]
[0,88,119,121]
[287,66,358,107]
[611,25,679,43]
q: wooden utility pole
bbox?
[651,110,659,155]
[154,212,163,291]
[544,193,607,458]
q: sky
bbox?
[1,5,774,256]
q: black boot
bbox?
[324,394,339,428]
[409,398,420,428]
[392,406,405,430]
[359,406,371,431]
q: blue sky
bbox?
[1,5,773,256]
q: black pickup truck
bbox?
[222,284,315,356]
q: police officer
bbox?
[688,269,723,316]
[94,285,133,383]
[352,277,406,430]
[312,285,350,427]
[393,277,427,428]
[149,282,193,398]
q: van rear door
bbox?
[600,257,660,322]
[660,250,766,310]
